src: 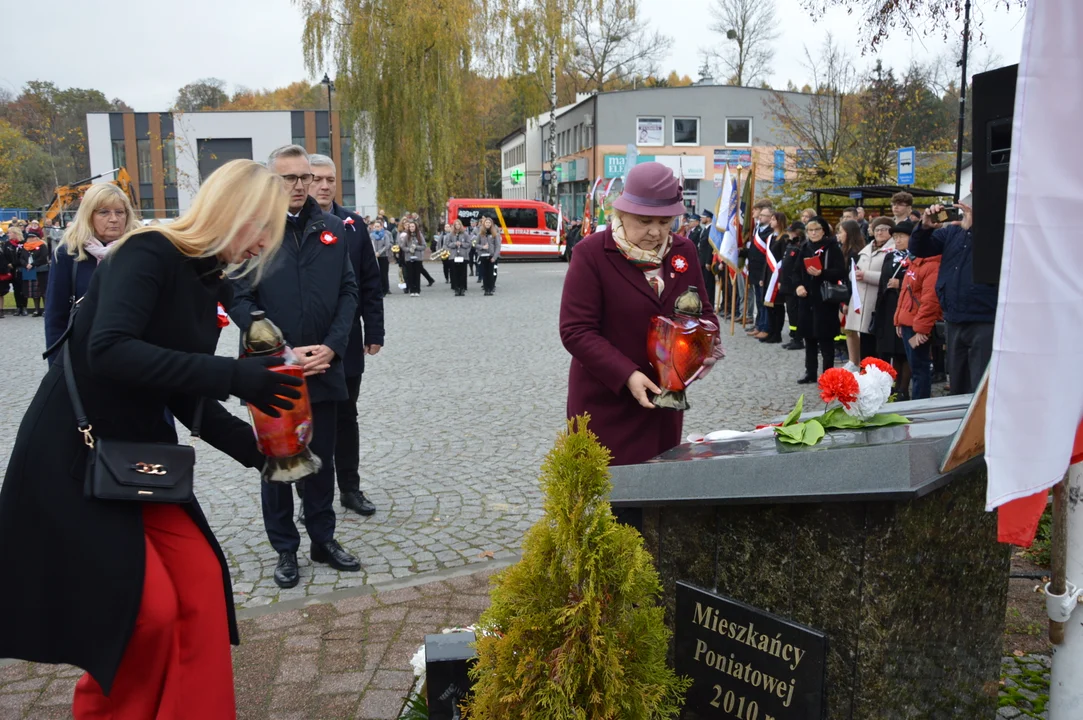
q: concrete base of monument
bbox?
[610,396,1012,719]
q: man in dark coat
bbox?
[746,201,774,336]
[309,153,385,517]
[230,145,361,589]
[910,201,996,395]
[696,210,716,308]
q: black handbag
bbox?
[53,304,202,504]
[820,281,849,304]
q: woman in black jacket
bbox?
[16,233,50,316]
[779,222,805,350]
[761,211,789,344]
[795,216,847,383]
[874,221,915,399]
[0,159,302,718]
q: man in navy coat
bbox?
[309,154,385,517]
[230,145,360,589]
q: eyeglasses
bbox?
[806,226,824,234]
[95,209,128,219]
[280,173,314,187]
[874,226,891,233]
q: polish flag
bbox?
[984,0,1083,545]
[848,259,861,315]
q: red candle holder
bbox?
[647,287,719,411]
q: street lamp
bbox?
[321,73,335,159]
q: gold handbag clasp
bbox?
[132,462,168,476]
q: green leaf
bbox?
[774,422,808,445]
[801,418,825,445]
[819,407,865,429]
[863,413,911,427]
[782,394,805,427]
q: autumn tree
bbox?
[224,82,327,111]
[704,0,779,87]
[799,0,1026,49]
[565,0,672,93]
[765,34,858,182]
[0,81,117,188]
[0,120,52,207]
[174,78,229,112]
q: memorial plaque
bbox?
[675,582,826,720]
[425,631,477,720]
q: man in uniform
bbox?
[309,154,385,518]
[230,145,361,589]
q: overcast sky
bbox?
[2,0,1026,110]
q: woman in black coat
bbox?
[874,222,914,399]
[794,216,847,383]
[0,159,301,718]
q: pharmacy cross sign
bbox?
[510,169,524,184]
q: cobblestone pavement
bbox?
[999,653,1051,719]
[0,564,504,720]
[0,262,810,608]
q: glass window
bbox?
[673,118,700,145]
[139,196,154,216]
[342,194,356,210]
[545,211,558,231]
[636,117,664,147]
[164,197,179,218]
[162,137,177,185]
[292,136,306,149]
[316,137,331,157]
[111,139,126,171]
[340,136,355,180]
[503,208,539,229]
[137,139,153,182]
[726,118,752,146]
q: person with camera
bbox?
[793,216,847,383]
[910,201,996,395]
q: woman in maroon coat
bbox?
[560,162,722,469]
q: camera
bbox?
[936,205,963,223]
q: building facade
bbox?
[499,95,593,203]
[536,85,814,218]
[87,110,378,218]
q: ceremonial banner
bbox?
[985,0,1083,542]
[714,167,740,268]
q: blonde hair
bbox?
[62,184,140,261]
[114,160,288,281]
[452,219,465,233]
[477,216,500,237]
[7,226,23,241]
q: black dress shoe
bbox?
[311,540,361,571]
[427,279,435,287]
[784,342,805,351]
[274,551,299,588]
[341,490,376,516]
[797,374,817,384]
[759,335,782,344]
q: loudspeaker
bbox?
[971,64,1017,285]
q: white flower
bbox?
[845,366,893,421]
[410,645,427,677]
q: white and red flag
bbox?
[984,0,1083,545]
[848,259,861,315]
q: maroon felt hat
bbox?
[611,162,685,217]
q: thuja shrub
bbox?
[464,416,690,719]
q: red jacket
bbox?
[559,228,717,466]
[894,255,942,334]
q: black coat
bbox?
[0,232,263,694]
[229,197,358,404]
[16,240,49,273]
[874,249,908,356]
[796,237,847,340]
[745,225,771,281]
[909,222,997,324]
[764,233,787,286]
[0,240,16,295]
[779,237,803,294]
[330,201,385,378]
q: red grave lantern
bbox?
[242,310,321,483]
[646,286,719,410]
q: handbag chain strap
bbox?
[49,300,205,447]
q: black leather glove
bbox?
[230,357,303,418]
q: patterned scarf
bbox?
[611,213,672,297]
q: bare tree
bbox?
[764,34,858,178]
[704,0,779,87]
[567,0,672,93]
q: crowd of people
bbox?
[679,190,996,402]
[1,218,63,317]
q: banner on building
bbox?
[713,149,752,169]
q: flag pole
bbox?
[1050,473,1070,645]
[730,270,738,336]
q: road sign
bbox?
[510,168,524,185]
[897,147,915,185]
[541,170,551,186]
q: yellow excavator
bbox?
[41,167,138,227]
